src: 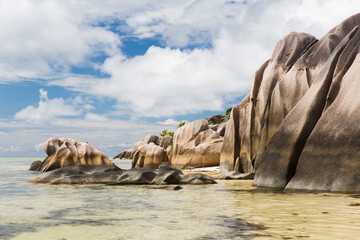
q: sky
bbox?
[1,0,360,157]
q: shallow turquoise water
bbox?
[1,158,360,240]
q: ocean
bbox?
[1,157,360,240]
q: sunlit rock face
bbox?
[33,138,113,172]
[131,143,168,169]
[115,134,172,169]
[220,31,317,174]
[222,13,360,192]
[171,119,223,168]
[115,119,226,169]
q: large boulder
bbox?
[253,15,360,192]
[132,143,168,169]
[160,135,173,149]
[207,114,226,125]
[171,119,223,168]
[113,148,132,159]
[220,13,360,192]
[254,25,360,190]
[29,165,216,185]
[29,160,42,171]
[33,138,113,172]
[217,122,227,137]
[114,134,173,169]
[220,31,317,174]
[220,94,251,173]
[139,134,162,146]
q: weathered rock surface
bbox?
[33,138,113,172]
[254,25,360,190]
[253,15,360,192]
[160,135,173,149]
[29,165,216,185]
[171,119,223,168]
[207,114,226,125]
[220,31,317,174]
[213,172,255,180]
[132,143,168,169]
[221,13,360,192]
[29,160,42,171]
[113,148,132,159]
[220,94,251,173]
[115,134,173,169]
[217,122,227,137]
[115,117,226,169]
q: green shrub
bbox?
[225,107,232,120]
[166,131,174,137]
[178,121,186,128]
[160,130,174,137]
[160,130,168,136]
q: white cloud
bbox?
[84,113,108,122]
[0,145,24,153]
[3,0,360,158]
[14,89,91,123]
[95,45,254,117]
[34,142,44,152]
[4,0,360,117]
[0,0,121,83]
[157,119,179,126]
[46,0,360,119]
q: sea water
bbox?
[1,158,360,240]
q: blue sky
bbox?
[0,0,359,157]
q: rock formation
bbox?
[221,13,360,192]
[220,31,318,174]
[115,118,227,169]
[32,138,113,172]
[131,143,168,169]
[114,134,172,169]
[29,165,216,185]
[207,114,226,125]
[171,119,224,168]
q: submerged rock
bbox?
[213,172,255,180]
[29,165,216,185]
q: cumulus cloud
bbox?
[34,142,44,152]
[46,0,360,119]
[0,0,121,82]
[3,0,360,157]
[157,119,180,126]
[4,0,360,118]
[91,44,255,117]
[84,113,108,122]
[14,89,92,123]
[0,145,24,153]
